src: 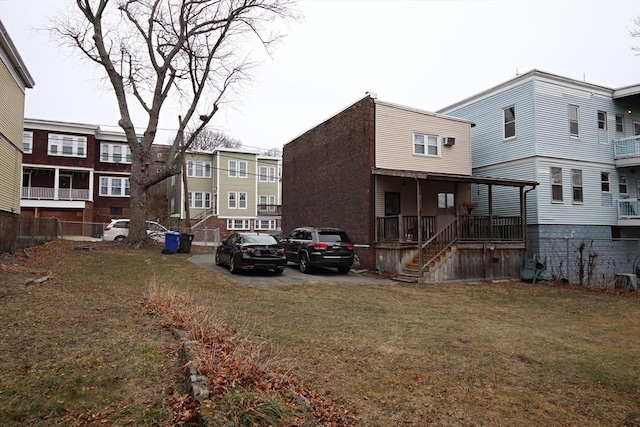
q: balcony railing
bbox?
[22,187,91,201]
[613,135,640,160]
[257,204,281,216]
[376,215,435,242]
[618,199,640,219]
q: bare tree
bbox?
[54,0,297,243]
[261,147,282,157]
[189,128,243,151]
[633,15,640,55]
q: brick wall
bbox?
[282,95,377,270]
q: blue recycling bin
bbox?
[163,231,180,254]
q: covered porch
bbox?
[371,168,538,279]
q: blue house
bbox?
[438,70,640,284]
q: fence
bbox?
[532,237,640,287]
[0,213,58,253]
[58,221,106,239]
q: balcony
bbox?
[613,135,640,167]
[257,204,281,216]
[22,186,91,201]
[617,198,640,225]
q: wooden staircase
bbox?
[393,218,459,283]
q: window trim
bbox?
[615,115,624,133]
[188,191,212,209]
[569,105,580,138]
[99,176,131,197]
[550,167,563,203]
[187,160,212,178]
[597,110,607,131]
[619,175,628,195]
[571,169,583,204]
[100,142,132,164]
[503,106,516,140]
[48,134,87,158]
[601,172,610,193]
[22,131,33,154]
[227,219,250,230]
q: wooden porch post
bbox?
[520,187,525,241]
[488,184,493,240]
[417,179,422,275]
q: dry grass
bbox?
[1,239,639,426]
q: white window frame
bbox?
[259,166,268,182]
[100,143,132,164]
[571,169,583,204]
[551,167,563,203]
[615,115,624,133]
[228,160,237,177]
[255,219,276,230]
[239,161,248,178]
[569,105,580,138]
[48,134,87,158]
[227,219,250,230]
[188,191,211,208]
[22,131,33,154]
[619,175,628,195]
[413,132,440,157]
[238,192,247,209]
[100,176,130,197]
[503,106,516,140]
[228,192,237,208]
[601,172,610,193]
[187,160,212,178]
[597,111,607,130]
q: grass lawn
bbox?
[1,239,639,426]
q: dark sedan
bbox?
[215,232,287,274]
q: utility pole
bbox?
[179,116,191,233]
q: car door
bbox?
[283,230,302,262]
[220,234,238,264]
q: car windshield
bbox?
[243,235,278,245]
[318,231,350,243]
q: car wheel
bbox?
[215,252,222,266]
[229,255,239,274]
[337,266,351,274]
[114,235,125,242]
[299,252,312,274]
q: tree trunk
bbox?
[128,148,149,242]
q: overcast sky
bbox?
[2,0,640,151]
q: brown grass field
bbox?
[0,239,639,426]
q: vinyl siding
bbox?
[216,152,258,217]
[0,137,21,213]
[256,158,280,204]
[375,103,472,175]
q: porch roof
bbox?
[371,168,539,188]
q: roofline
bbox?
[374,99,475,127]
[372,167,539,187]
[24,118,144,140]
[0,20,35,88]
[437,69,625,113]
[613,83,640,99]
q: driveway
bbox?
[188,254,399,285]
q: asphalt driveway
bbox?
[188,254,398,285]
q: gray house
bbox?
[439,70,640,284]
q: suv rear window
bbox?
[318,231,350,243]
[113,221,128,229]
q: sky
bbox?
[1,0,640,152]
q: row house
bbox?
[282,94,537,281]
[21,119,147,225]
[438,69,640,283]
[167,147,282,243]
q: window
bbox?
[601,172,610,192]
[255,220,276,230]
[187,160,211,178]
[615,115,624,133]
[571,169,583,203]
[228,160,247,178]
[259,166,276,182]
[437,192,455,215]
[22,132,33,154]
[227,219,250,230]
[110,207,123,216]
[100,176,130,197]
[385,192,401,216]
[503,106,516,139]
[100,143,132,163]
[188,192,211,208]
[259,195,277,212]
[259,166,268,181]
[569,105,580,138]
[413,133,439,156]
[238,192,247,209]
[551,167,563,202]
[619,175,628,195]
[228,192,236,208]
[48,134,87,157]
[597,111,607,130]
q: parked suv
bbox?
[102,219,168,242]
[282,227,355,274]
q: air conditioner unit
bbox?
[443,137,456,146]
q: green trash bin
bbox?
[178,233,194,254]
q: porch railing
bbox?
[458,215,524,241]
[421,218,459,272]
[613,135,640,159]
[618,199,640,219]
[257,204,282,216]
[21,186,90,201]
[376,215,435,242]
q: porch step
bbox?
[392,273,421,283]
[400,244,457,278]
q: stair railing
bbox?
[420,218,459,273]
